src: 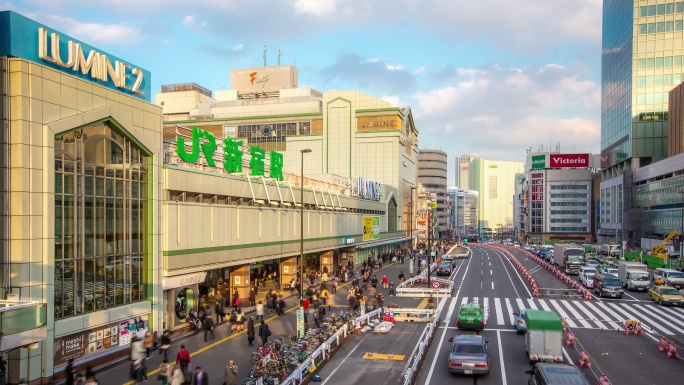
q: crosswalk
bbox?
[457,296,684,335]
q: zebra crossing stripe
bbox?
[633,304,684,333]
[568,300,607,329]
[461,297,469,306]
[526,299,538,310]
[483,298,490,324]
[505,298,515,325]
[537,299,552,312]
[515,298,526,313]
[495,298,505,325]
[603,301,674,335]
[560,300,593,328]
[582,301,621,330]
[548,300,577,328]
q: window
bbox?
[638,76,646,87]
[665,56,673,67]
[657,4,666,15]
[677,20,684,31]
[679,2,684,13]
[667,3,675,14]
[656,57,664,68]
[639,24,648,34]
[638,59,647,69]
[640,6,648,17]
[54,121,149,320]
[657,22,666,33]
[223,125,237,138]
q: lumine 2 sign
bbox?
[176,127,284,181]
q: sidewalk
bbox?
[93,260,421,385]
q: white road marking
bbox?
[548,299,577,328]
[505,298,515,325]
[582,301,621,330]
[602,302,673,335]
[442,326,516,332]
[497,330,508,385]
[483,297,490,324]
[562,300,598,329]
[492,282,495,290]
[495,298,505,325]
[632,304,684,334]
[526,299,538,310]
[560,300,593,328]
[497,249,532,297]
[562,347,575,365]
[537,299,552,311]
[321,333,369,384]
[516,298,526,312]
[490,269,493,275]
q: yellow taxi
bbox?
[647,285,684,307]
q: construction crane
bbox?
[652,231,680,258]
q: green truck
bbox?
[524,310,564,364]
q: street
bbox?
[414,245,684,385]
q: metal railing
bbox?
[402,299,445,385]
[395,263,454,297]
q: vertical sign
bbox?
[297,308,305,339]
[531,155,546,169]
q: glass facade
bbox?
[632,174,684,235]
[602,0,684,168]
[54,121,149,319]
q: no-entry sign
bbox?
[431,281,441,289]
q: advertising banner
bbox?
[54,315,149,367]
[363,216,379,241]
[549,153,589,168]
[531,155,546,169]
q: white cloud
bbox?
[294,0,338,17]
[380,95,403,107]
[368,58,380,63]
[386,64,404,71]
[38,14,137,44]
[414,66,425,74]
[183,15,196,26]
[232,43,244,51]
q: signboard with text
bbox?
[549,153,589,168]
[363,216,380,241]
[531,155,546,169]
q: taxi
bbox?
[600,256,618,267]
[648,285,684,307]
[457,303,485,330]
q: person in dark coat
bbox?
[215,300,224,324]
[258,321,271,345]
[247,316,255,346]
[191,367,208,385]
[65,359,75,385]
[249,288,256,306]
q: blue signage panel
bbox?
[0,11,151,101]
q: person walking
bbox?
[389,280,395,297]
[159,330,172,360]
[249,287,256,306]
[258,321,271,345]
[247,316,255,346]
[169,365,184,385]
[130,360,147,385]
[130,337,146,362]
[191,367,208,385]
[235,309,245,331]
[175,345,191,379]
[255,301,264,323]
[224,360,239,385]
[382,275,388,289]
[203,311,215,342]
[65,359,75,385]
[331,277,337,294]
[276,296,286,316]
[215,299,224,325]
[143,331,154,359]
[232,289,240,312]
[159,359,170,385]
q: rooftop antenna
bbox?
[263,45,267,67]
[278,49,283,65]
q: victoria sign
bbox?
[549,154,589,169]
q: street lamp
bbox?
[679,191,684,260]
[409,187,417,249]
[299,149,311,304]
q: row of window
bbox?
[550,218,589,224]
[639,3,684,17]
[637,56,684,70]
[637,74,684,88]
[550,210,588,215]
[637,92,671,105]
[550,193,588,199]
[550,227,589,232]
[638,20,684,35]
[550,201,588,207]
[550,185,587,190]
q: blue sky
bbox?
[5,0,603,186]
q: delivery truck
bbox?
[553,244,585,275]
[599,243,622,257]
[524,310,564,364]
[617,261,650,291]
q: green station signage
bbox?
[531,155,546,169]
[177,127,284,181]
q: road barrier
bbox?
[387,308,435,322]
[395,264,454,298]
[402,299,445,385]
[536,287,583,298]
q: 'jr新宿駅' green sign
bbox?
[176,127,284,181]
[531,155,546,169]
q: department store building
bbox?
[0,11,413,383]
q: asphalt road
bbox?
[412,245,684,385]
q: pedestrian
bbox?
[236,309,245,331]
[65,359,75,385]
[289,278,297,295]
[321,271,328,284]
[175,344,191,378]
[215,299,224,324]
[143,331,154,359]
[302,297,310,325]
[277,296,286,316]
[320,287,328,305]
[130,360,147,385]
[398,271,405,284]
[203,312,215,342]
[130,337,146,362]
[247,316,255,346]
[159,359,170,385]
[249,287,256,306]
[224,360,239,385]
[382,275,388,289]
[169,365,184,385]
[158,330,172,359]
[232,289,240,312]
[191,367,208,385]
[255,301,264,323]
[229,310,237,332]
[389,280,395,297]
[85,376,98,385]
[259,321,272,345]
[84,365,96,381]
[331,277,337,294]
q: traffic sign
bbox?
[432,201,437,209]
[431,281,441,289]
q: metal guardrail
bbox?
[402,299,445,385]
[353,308,383,328]
[536,287,583,298]
[396,263,454,297]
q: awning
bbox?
[355,237,411,250]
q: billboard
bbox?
[363,216,379,241]
[531,155,546,169]
[549,154,589,168]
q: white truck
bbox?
[553,244,585,275]
[524,310,564,364]
[617,261,650,291]
[599,244,622,257]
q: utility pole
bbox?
[427,210,432,290]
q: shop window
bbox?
[54,120,149,320]
[175,288,195,320]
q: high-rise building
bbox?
[455,154,476,189]
[448,187,479,237]
[418,150,448,238]
[600,0,684,242]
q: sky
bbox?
[5,0,603,186]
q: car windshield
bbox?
[608,269,618,274]
[669,272,684,278]
[546,366,580,375]
[586,273,595,279]
[583,269,597,274]
[661,288,679,295]
[460,307,480,315]
[568,255,584,263]
[452,344,484,355]
[604,278,622,286]
[632,273,649,281]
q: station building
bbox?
[0,11,412,383]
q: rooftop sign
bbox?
[549,154,589,169]
[0,11,151,101]
[531,155,546,169]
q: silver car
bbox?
[448,335,490,375]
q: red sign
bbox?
[549,154,589,168]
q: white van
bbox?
[579,266,597,288]
[653,268,684,289]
